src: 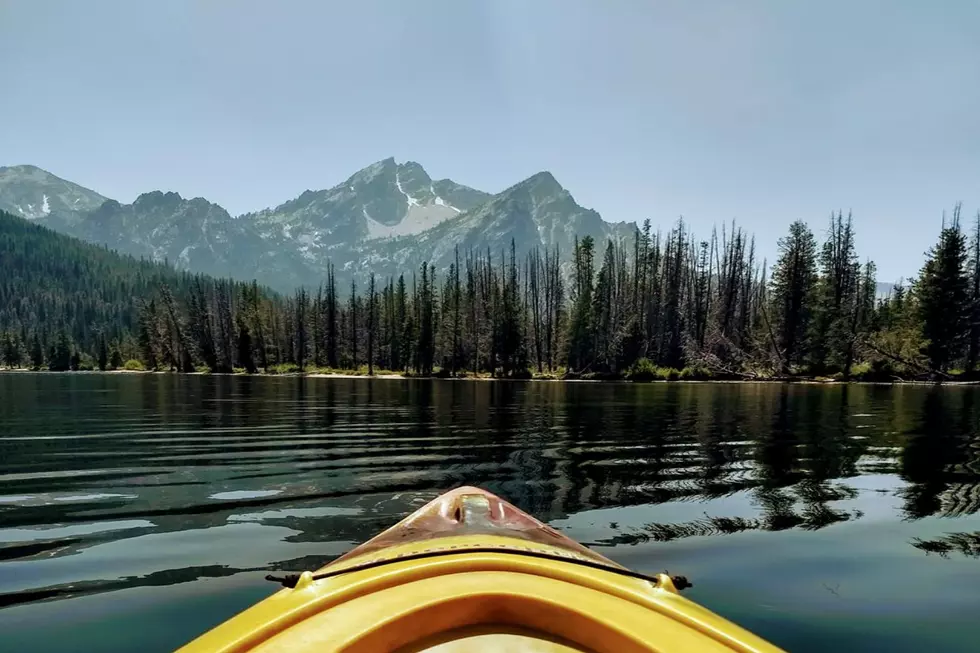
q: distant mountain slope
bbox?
[0,160,636,291]
[60,190,312,286]
[347,170,636,278]
[0,165,107,220]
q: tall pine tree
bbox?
[918,207,969,372]
[769,221,818,372]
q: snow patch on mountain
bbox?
[297,232,318,261]
[366,201,461,239]
[14,198,50,219]
[431,183,461,213]
[395,171,419,208]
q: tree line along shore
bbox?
[3,205,980,383]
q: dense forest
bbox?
[3,206,980,381]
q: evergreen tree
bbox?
[527,248,544,373]
[188,279,218,371]
[138,300,159,370]
[267,303,282,366]
[545,245,564,371]
[97,333,108,371]
[465,254,480,372]
[247,281,269,372]
[159,285,193,373]
[312,285,324,367]
[367,273,376,375]
[295,288,308,371]
[417,263,436,375]
[349,279,357,369]
[659,221,687,368]
[2,332,21,368]
[769,221,818,372]
[394,274,408,371]
[498,242,523,375]
[567,236,596,372]
[109,346,123,370]
[840,259,877,378]
[236,310,256,373]
[592,240,618,372]
[811,211,860,372]
[966,211,980,371]
[281,297,295,364]
[918,209,969,372]
[30,332,44,370]
[49,331,72,371]
[689,239,712,352]
[214,280,234,372]
[326,265,339,368]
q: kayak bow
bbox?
[178,486,783,652]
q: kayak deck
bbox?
[405,626,593,652]
[179,487,784,653]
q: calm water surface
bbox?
[1,374,979,652]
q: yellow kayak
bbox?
[179,487,783,652]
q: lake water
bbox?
[1,374,979,652]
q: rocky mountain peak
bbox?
[346,157,396,187]
[134,190,182,207]
[511,171,566,201]
[245,158,490,247]
[395,161,435,200]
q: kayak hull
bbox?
[178,487,784,653]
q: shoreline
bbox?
[1,368,978,386]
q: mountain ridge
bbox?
[0,159,635,291]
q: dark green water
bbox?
[1,375,979,652]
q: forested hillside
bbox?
[0,210,273,370]
[3,205,980,381]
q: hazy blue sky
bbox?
[2,0,978,281]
